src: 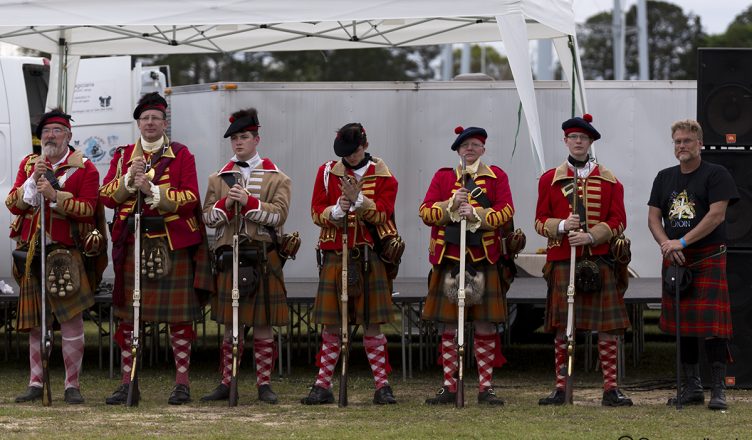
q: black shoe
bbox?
[64,387,85,404]
[168,384,192,405]
[15,386,43,403]
[300,385,334,405]
[373,385,397,405]
[258,384,278,404]
[105,384,129,405]
[538,388,566,406]
[478,387,504,406]
[201,383,230,402]
[708,362,728,411]
[425,386,456,405]
[602,388,633,407]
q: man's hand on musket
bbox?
[32,160,48,182]
[226,183,250,210]
[36,175,57,201]
[563,214,581,233]
[130,157,152,194]
[338,195,352,212]
[567,230,593,247]
[339,175,361,203]
[452,187,469,211]
[660,239,686,265]
[458,202,475,220]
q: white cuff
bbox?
[352,192,364,210]
[558,220,567,235]
[145,182,161,209]
[467,209,482,232]
[124,168,138,193]
[331,203,345,220]
[23,176,39,206]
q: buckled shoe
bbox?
[300,385,334,405]
[105,383,129,405]
[258,384,278,404]
[201,383,230,402]
[168,384,192,405]
[15,386,43,403]
[425,386,456,405]
[538,388,566,406]
[602,388,633,407]
[373,385,397,405]
[477,387,504,406]
[64,387,85,404]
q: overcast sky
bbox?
[574,0,750,34]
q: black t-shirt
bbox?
[648,161,739,247]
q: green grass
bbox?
[1,313,751,439]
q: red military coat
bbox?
[311,157,398,250]
[419,162,514,265]
[6,149,99,246]
[99,140,202,250]
[535,162,626,261]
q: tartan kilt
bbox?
[312,250,394,326]
[211,249,289,326]
[543,258,630,333]
[659,245,733,338]
[15,249,95,331]
[115,244,202,323]
[422,261,507,324]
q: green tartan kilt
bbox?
[543,258,630,333]
[422,261,507,324]
[15,249,95,331]
[211,249,289,326]
[312,250,394,326]
[115,245,202,323]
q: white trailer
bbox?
[169,79,697,280]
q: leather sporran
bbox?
[141,237,171,280]
[663,265,693,297]
[610,234,632,265]
[443,265,486,305]
[82,228,105,257]
[278,231,301,260]
[345,249,363,298]
[503,228,527,257]
[45,249,80,297]
[214,246,261,296]
[575,259,601,293]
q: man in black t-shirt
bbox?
[648,119,739,411]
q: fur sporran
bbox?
[443,265,486,305]
[575,259,601,293]
[140,237,171,280]
[663,265,693,297]
[45,249,80,297]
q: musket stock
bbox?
[229,199,241,407]
[338,213,350,407]
[563,169,580,405]
[456,155,467,409]
[126,193,142,407]
[39,182,52,406]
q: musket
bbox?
[228,185,241,407]
[126,184,142,407]
[563,168,579,405]
[338,211,351,408]
[39,162,52,406]
[456,155,467,408]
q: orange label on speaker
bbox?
[726,134,737,143]
[726,376,736,387]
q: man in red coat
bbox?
[100,93,213,405]
[301,123,399,405]
[419,126,514,405]
[6,109,99,404]
[535,114,632,406]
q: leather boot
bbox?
[667,363,704,406]
[708,362,728,410]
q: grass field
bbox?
[1,313,751,439]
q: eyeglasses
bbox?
[566,134,591,141]
[673,138,698,147]
[41,127,68,136]
[138,116,165,122]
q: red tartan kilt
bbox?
[211,249,289,326]
[422,261,507,324]
[16,249,95,331]
[543,258,630,333]
[312,250,394,326]
[659,245,733,338]
[115,244,202,323]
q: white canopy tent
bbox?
[0,0,587,173]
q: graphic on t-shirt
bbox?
[669,190,695,221]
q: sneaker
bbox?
[602,388,633,407]
[64,387,85,404]
[105,384,129,405]
[477,387,504,406]
[538,388,566,406]
[168,384,191,405]
[425,386,456,405]
[201,383,230,402]
[300,385,334,405]
[15,386,43,403]
[258,384,278,404]
[373,385,397,405]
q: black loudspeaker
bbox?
[697,48,752,146]
[701,150,752,249]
